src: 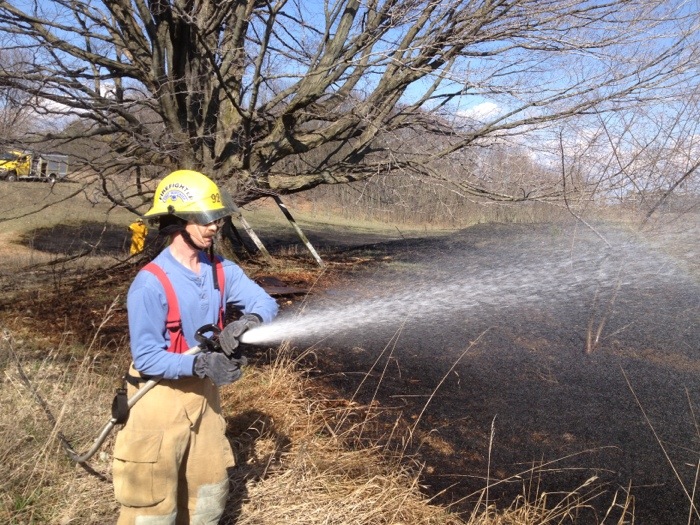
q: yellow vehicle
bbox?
[0,149,69,183]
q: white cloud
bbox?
[457,101,502,121]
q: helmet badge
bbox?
[159,182,194,204]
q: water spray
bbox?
[28,225,693,464]
[240,236,687,348]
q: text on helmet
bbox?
[159,182,195,203]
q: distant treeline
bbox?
[286,174,570,228]
[284,170,700,227]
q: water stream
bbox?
[242,227,689,348]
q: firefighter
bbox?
[114,170,279,524]
[127,218,148,255]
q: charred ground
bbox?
[4,217,700,525]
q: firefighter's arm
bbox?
[126,272,197,379]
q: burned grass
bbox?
[3,216,692,524]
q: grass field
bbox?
[0,179,668,524]
[0,181,473,524]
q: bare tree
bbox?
[546,87,700,220]
[0,49,36,142]
[0,0,698,208]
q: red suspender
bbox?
[214,256,226,328]
[142,256,226,354]
[142,262,188,354]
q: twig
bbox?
[485,415,496,513]
[621,366,700,520]
[409,328,490,436]
[558,131,612,248]
[3,329,107,481]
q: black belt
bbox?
[123,372,161,387]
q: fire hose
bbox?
[63,324,231,464]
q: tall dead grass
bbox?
[1,328,121,523]
[220,345,465,524]
[0,182,646,523]
[1,321,637,525]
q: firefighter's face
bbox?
[185,221,220,249]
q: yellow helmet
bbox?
[143,170,236,224]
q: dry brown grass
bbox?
[220,345,465,524]
[0,322,637,525]
[0,181,646,524]
[1,329,121,523]
[1,329,467,524]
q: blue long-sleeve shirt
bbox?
[127,247,279,379]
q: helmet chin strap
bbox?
[183,230,219,291]
[180,228,206,251]
[159,217,205,251]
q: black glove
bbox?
[219,314,262,356]
[193,351,246,386]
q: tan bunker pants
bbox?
[113,367,235,525]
